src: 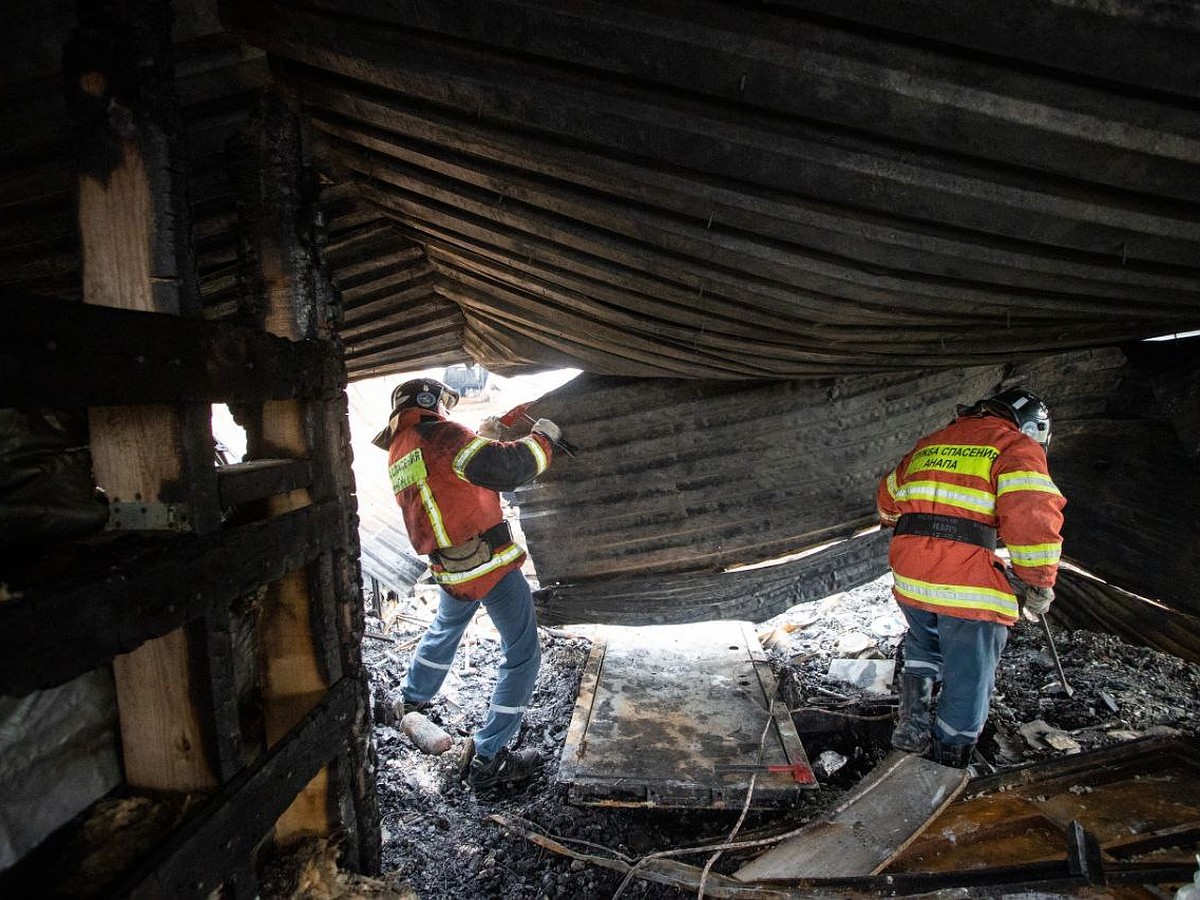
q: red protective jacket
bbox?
[876,412,1065,626]
[386,407,554,601]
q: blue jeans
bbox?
[899,604,1008,746]
[402,568,541,758]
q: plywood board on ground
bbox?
[734,751,968,881]
[558,621,815,808]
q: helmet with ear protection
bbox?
[371,378,460,450]
[388,378,460,413]
[983,388,1052,449]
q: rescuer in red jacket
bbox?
[876,388,1065,768]
[372,377,562,793]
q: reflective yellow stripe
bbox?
[997,470,1062,497]
[452,437,490,481]
[1008,541,1062,568]
[885,471,898,500]
[905,444,999,479]
[431,542,525,585]
[419,482,452,547]
[388,448,427,493]
[521,435,549,474]
[895,480,996,516]
[894,573,1019,618]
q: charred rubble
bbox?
[350,577,1200,899]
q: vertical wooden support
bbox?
[68,0,220,794]
[232,92,379,869]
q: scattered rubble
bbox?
[332,574,1200,899]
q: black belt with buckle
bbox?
[479,521,512,547]
[894,512,997,550]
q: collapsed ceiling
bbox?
[223,0,1200,379]
[4,2,1199,638]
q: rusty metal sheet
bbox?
[558,621,816,808]
[889,736,1200,874]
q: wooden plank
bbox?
[71,2,216,795]
[0,293,343,408]
[0,502,344,696]
[558,621,815,808]
[734,751,969,881]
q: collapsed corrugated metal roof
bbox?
[511,342,1200,631]
[222,0,1200,379]
[3,1,1198,639]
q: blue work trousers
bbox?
[402,568,541,759]
[899,604,1008,746]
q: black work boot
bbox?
[891,673,934,753]
[467,746,542,794]
[932,740,976,769]
[401,698,431,717]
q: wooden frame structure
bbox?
[0,2,378,895]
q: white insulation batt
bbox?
[0,669,121,871]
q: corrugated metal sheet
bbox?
[222,0,1200,378]
[511,344,1200,623]
[534,531,890,627]
[513,367,1003,584]
[321,184,468,381]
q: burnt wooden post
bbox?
[231,91,380,870]
[69,0,221,794]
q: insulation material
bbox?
[0,669,122,871]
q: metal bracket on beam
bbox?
[107,501,191,532]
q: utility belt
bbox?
[431,521,513,573]
[894,512,996,550]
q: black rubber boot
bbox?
[467,746,542,794]
[932,740,976,769]
[891,673,934,753]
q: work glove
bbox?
[1022,584,1054,621]
[530,418,562,443]
[477,416,503,440]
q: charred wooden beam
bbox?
[228,91,379,870]
[0,502,344,696]
[67,0,222,795]
[106,677,358,900]
[217,458,315,508]
[1,294,343,407]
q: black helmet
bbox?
[388,377,459,413]
[371,377,460,449]
[984,388,1052,449]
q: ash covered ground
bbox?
[351,575,1200,899]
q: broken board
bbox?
[734,751,968,881]
[558,621,816,807]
